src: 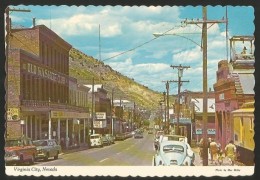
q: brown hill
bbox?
[69,48,163,110]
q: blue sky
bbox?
[8,5,254,94]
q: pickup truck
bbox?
[5,137,37,165]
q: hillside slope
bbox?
[69,48,163,110]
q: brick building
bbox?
[6,24,90,148]
[213,36,255,148]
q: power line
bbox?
[102,25,182,62]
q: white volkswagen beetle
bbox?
[153,140,194,166]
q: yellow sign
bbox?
[7,108,20,120]
[51,111,89,119]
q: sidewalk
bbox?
[60,144,89,155]
[192,147,245,166]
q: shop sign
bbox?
[23,62,67,84]
[207,129,216,135]
[95,112,106,120]
[196,129,203,135]
[51,111,89,119]
[7,108,20,120]
[93,120,107,128]
[196,129,216,135]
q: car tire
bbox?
[54,151,59,160]
[19,155,24,165]
[29,155,35,165]
[44,153,49,161]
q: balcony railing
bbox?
[21,100,89,112]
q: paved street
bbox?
[34,133,155,166]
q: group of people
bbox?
[199,138,237,165]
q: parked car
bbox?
[32,139,61,161]
[115,133,125,141]
[148,130,153,134]
[134,131,143,138]
[105,134,115,144]
[101,135,111,146]
[153,140,194,166]
[90,134,103,148]
[5,137,37,165]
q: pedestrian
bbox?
[225,140,236,165]
[209,139,219,165]
[241,46,247,54]
[198,138,204,160]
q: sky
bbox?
[8,5,255,95]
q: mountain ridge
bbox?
[69,48,163,110]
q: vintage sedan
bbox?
[5,137,37,165]
[32,139,61,161]
[153,141,194,166]
[101,135,111,146]
[105,134,115,144]
[134,131,143,138]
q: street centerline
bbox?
[99,158,109,162]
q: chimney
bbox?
[33,17,36,27]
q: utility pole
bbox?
[161,81,170,134]
[133,102,136,130]
[183,6,227,166]
[170,64,190,136]
[110,88,114,135]
[162,92,166,130]
[91,77,94,135]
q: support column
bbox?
[48,111,52,140]
[25,116,28,138]
[39,119,42,139]
[30,116,33,139]
[78,120,81,145]
[58,119,61,145]
[83,119,86,144]
[35,117,37,140]
[66,119,69,148]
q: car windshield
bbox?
[163,144,184,153]
[90,136,99,139]
[5,140,20,147]
[33,140,48,146]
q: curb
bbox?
[61,146,89,155]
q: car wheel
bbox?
[19,155,24,165]
[29,155,35,165]
[44,153,49,161]
[54,151,59,160]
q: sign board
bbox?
[93,120,107,128]
[196,129,216,135]
[95,112,106,120]
[196,129,203,135]
[7,108,20,120]
[51,111,89,119]
[207,129,216,135]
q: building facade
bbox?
[213,36,255,148]
[7,25,90,148]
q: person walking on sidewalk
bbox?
[209,139,219,165]
[225,140,236,165]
